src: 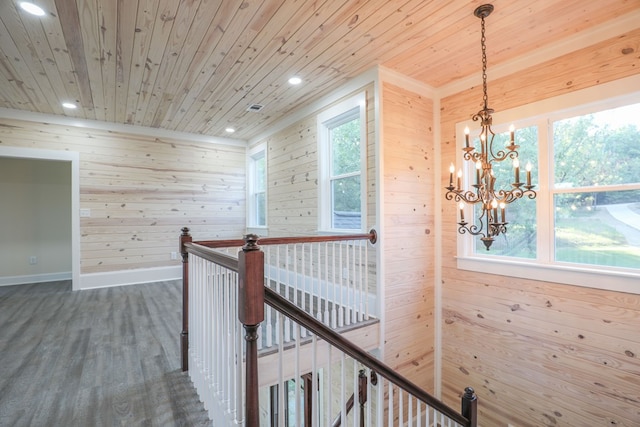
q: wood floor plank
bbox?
[0,280,211,427]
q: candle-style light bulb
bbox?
[457,169,462,190]
[509,124,515,146]
[479,132,487,155]
[459,202,465,222]
[525,162,532,186]
[449,163,455,187]
[464,126,470,148]
[513,158,520,184]
[491,199,498,223]
[475,160,482,185]
[499,202,506,222]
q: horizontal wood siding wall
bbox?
[382,82,435,392]
[255,85,376,237]
[439,30,640,426]
[0,118,246,274]
[251,85,379,306]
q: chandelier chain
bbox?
[480,16,488,111]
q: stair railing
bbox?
[179,228,477,426]
[264,284,476,426]
[181,227,378,362]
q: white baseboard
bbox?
[0,272,72,287]
[79,266,182,290]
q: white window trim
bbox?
[317,92,367,233]
[247,143,267,231]
[453,75,640,294]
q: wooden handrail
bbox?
[264,287,472,426]
[193,229,377,249]
[183,242,240,271]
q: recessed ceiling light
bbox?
[62,102,77,109]
[19,2,45,16]
[288,76,302,85]
[225,127,235,133]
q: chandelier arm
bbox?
[445,190,484,204]
[458,222,485,237]
[488,136,519,164]
[495,189,523,204]
[463,150,482,163]
[445,191,455,201]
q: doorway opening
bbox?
[0,146,80,290]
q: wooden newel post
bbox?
[461,386,478,427]
[238,234,264,427]
[179,227,192,372]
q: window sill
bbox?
[456,256,640,295]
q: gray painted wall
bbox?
[0,157,71,282]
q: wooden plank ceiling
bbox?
[0,0,637,141]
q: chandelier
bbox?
[445,4,536,250]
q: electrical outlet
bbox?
[29,256,37,265]
[171,251,178,260]
[80,208,91,217]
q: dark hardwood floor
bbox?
[0,280,211,427]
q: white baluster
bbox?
[294,324,301,427]
[278,311,285,427]
[339,242,345,328]
[331,242,337,329]
[323,242,329,325]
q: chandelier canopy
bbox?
[445,4,536,250]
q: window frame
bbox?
[454,80,640,294]
[317,92,367,233]
[247,143,267,229]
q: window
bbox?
[551,104,640,269]
[318,93,366,232]
[248,145,266,228]
[456,83,640,293]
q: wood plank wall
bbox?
[0,118,246,275]
[255,78,438,397]
[253,85,376,238]
[439,30,640,426]
[251,84,379,305]
[381,82,435,392]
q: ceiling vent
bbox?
[246,104,264,112]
